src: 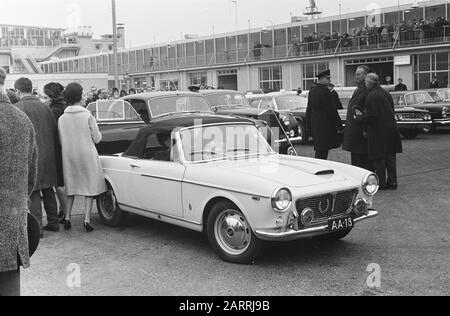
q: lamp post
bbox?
[231,0,238,32]
[112,0,119,90]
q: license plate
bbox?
[329,217,353,232]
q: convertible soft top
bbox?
[123,114,253,158]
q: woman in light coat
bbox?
[58,83,107,232]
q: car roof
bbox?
[123,114,254,157]
[141,114,253,133]
[122,91,204,101]
[200,90,243,95]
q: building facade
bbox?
[0,24,125,77]
[39,0,450,92]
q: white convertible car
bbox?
[97,113,379,264]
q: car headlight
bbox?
[442,107,448,118]
[396,114,403,121]
[424,114,432,121]
[363,173,379,196]
[282,116,290,126]
[289,130,296,137]
[271,188,292,213]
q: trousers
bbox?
[30,188,58,228]
[0,270,20,297]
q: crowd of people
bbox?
[306,65,402,191]
[294,17,450,55]
[0,68,109,295]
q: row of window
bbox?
[414,52,450,89]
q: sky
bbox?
[0,0,422,47]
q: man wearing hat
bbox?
[306,69,344,160]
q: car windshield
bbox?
[87,100,142,121]
[275,96,308,111]
[437,89,450,101]
[405,92,436,105]
[180,124,274,163]
[148,95,212,117]
[205,93,250,108]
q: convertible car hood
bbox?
[200,156,348,188]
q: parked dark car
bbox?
[86,100,146,154]
[246,92,309,145]
[124,91,276,152]
[338,91,432,139]
[200,90,301,155]
[394,90,449,132]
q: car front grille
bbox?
[296,189,358,225]
[401,113,424,120]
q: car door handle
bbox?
[130,164,141,169]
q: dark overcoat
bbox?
[306,84,343,152]
[360,86,403,160]
[16,96,58,191]
[0,92,37,272]
[49,97,67,187]
[343,83,369,155]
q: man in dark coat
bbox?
[306,69,344,160]
[355,73,403,190]
[0,70,38,296]
[15,78,60,233]
[328,84,343,110]
[343,65,370,169]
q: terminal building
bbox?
[0,23,125,90]
[30,0,450,92]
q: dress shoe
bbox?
[64,220,72,231]
[84,222,94,233]
[43,225,60,232]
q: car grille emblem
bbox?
[319,197,331,214]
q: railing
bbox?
[0,36,61,48]
[42,26,450,74]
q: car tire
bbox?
[297,120,309,145]
[422,124,436,133]
[207,201,262,264]
[400,129,421,139]
[315,228,353,242]
[97,181,128,227]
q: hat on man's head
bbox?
[317,69,331,79]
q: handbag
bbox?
[17,212,40,267]
[27,212,41,258]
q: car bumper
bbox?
[275,136,303,144]
[434,118,450,126]
[254,210,378,241]
[397,121,432,128]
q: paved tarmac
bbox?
[22,129,450,296]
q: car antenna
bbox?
[167,71,180,95]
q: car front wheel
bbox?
[97,182,128,227]
[207,201,262,264]
[400,129,421,139]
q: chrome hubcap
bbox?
[215,210,251,255]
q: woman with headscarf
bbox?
[43,82,67,221]
[58,83,107,232]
